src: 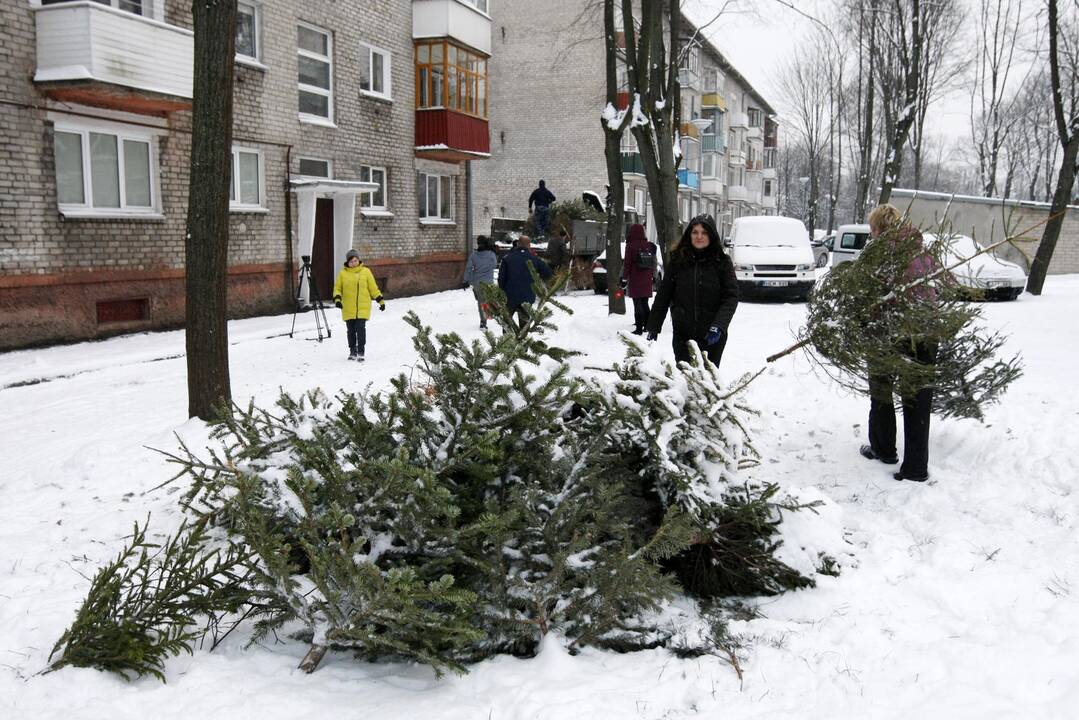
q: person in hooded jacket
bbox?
[498,235,553,327]
[462,235,498,329]
[332,249,385,361]
[620,223,658,335]
[646,215,739,367]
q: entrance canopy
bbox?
[289,177,379,302]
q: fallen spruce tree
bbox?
[49,272,832,681]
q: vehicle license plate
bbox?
[987,281,1008,288]
[764,280,788,287]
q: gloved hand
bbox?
[619,278,628,290]
[646,331,657,342]
[704,326,724,346]
[333,296,342,309]
[462,282,470,290]
[376,296,386,312]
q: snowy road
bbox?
[2,279,1077,719]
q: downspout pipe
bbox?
[284,145,295,304]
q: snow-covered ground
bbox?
[2,278,1078,719]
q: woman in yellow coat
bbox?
[332,249,385,361]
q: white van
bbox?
[728,216,816,300]
[826,223,872,266]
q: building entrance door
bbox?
[311,198,335,301]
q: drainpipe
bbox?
[465,160,474,261]
[284,145,295,304]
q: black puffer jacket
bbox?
[647,247,739,337]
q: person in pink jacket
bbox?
[620,224,658,335]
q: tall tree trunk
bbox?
[855,2,876,221]
[602,0,627,315]
[1026,133,1078,295]
[185,0,238,420]
[878,0,923,206]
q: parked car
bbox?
[926,232,1026,300]
[827,223,872,267]
[811,229,830,268]
[728,216,816,301]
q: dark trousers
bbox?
[631,297,650,332]
[868,341,937,477]
[534,206,550,236]
[509,304,531,329]
[345,318,367,354]
[672,327,728,367]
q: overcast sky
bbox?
[682,0,1042,144]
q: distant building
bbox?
[0,0,493,349]
[471,2,779,241]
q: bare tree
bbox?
[185,0,238,420]
[969,0,1026,197]
[601,0,630,314]
[776,46,831,234]
[1008,70,1059,201]
[1027,0,1079,295]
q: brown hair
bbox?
[867,204,903,236]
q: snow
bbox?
[4,277,1079,718]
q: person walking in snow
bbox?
[620,223,658,335]
[462,235,498,329]
[528,180,556,238]
[498,235,553,327]
[858,204,939,483]
[332,249,385,361]
[646,215,738,367]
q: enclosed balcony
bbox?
[677,169,700,190]
[414,38,491,161]
[701,92,727,110]
[728,185,753,203]
[621,152,646,175]
[33,1,193,114]
[413,0,491,55]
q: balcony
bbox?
[728,111,749,129]
[762,167,777,180]
[761,194,777,209]
[679,122,701,140]
[621,152,645,176]
[701,92,727,111]
[33,2,193,113]
[413,0,492,55]
[727,149,746,166]
[746,159,763,173]
[416,109,490,161]
[700,177,724,197]
[746,125,763,141]
[677,169,700,190]
[728,185,754,203]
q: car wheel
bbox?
[816,253,829,268]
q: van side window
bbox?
[841,233,867,250]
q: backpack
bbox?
[635,245,657,270]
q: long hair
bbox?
[670,215,721,263]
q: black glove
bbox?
[375,296,386,312]
[462,282,470,290]
[704,326,725,346]
[619,278,628,290]
[646,331,657,342]
[333,296,342,309]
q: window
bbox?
[297,157,332,178]
[53,121,157,215]
[360,166,387,210]
[358,43,392,99]
[229,147,264,210]
[748,107,763,127]
[460,0,489,12]
[763,179,773,197]
[236,2,261,62]
[634,188,646,215]
[42,0,144,15]
[415,40,488,119]
[703,152,717,178]
[417,172,454,221]
[298,23,333,121]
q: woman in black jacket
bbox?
[646,215,739,367]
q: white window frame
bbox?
[418,172,455,223]
[51,116,161,218]
[235,2,263,66]
[297,22,334,124]
[358,43,392,101]
[296,156,333,179]
[457,0,489,15]
[359,165,388,212]
[37,0,156,17]
[229,146,266,212]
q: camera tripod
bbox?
[289,254,331,342]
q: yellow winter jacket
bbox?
[332,264,382,320]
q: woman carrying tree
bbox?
[858,204,939,482]
[646,215,739,367]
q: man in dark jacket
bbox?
[646,216,739,367]
[498,235,553,327]
[528,180,556,238]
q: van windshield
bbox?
[732,222,807,247]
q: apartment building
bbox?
[0,0,492,349]
[472,2,778,242]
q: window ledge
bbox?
[229,206,270,214]
[420,219,456,226]
[236,56,268,71]
[59,209,165,221]
[361,209,394,218]
[360,91,393,104]
[299,114,337,129]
